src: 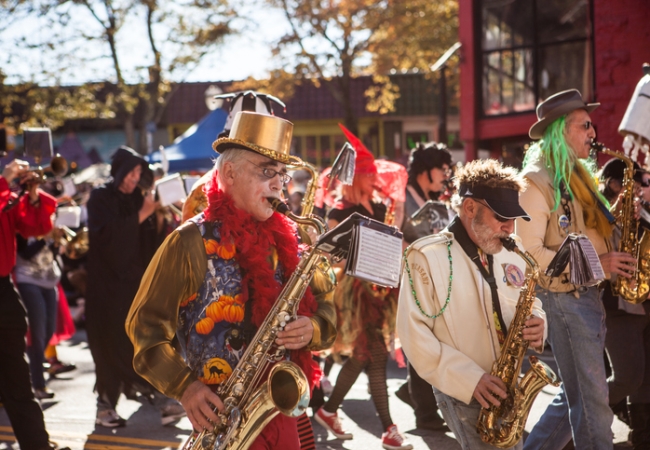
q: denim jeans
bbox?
[433,387,523,450]
[17,283,58,390]
[524,286,613,450]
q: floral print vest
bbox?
[177,214,284,386]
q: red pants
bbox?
[249,414,299,450]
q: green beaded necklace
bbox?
[403,240,453,319]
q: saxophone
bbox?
[592,141,650,304]
[181,198,326,450]
[476,237,560,448]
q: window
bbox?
[405,132,429,150]
[481,0,593,116]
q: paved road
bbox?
[0,331,631,449]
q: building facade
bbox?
[459,0,650,167]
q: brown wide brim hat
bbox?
[529,89,600,139]
[212,111,294,164]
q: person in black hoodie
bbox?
[85,146,161,427]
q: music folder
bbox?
[545,233,605,286]
[316,212,403,287]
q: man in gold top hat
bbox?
[126,111,336,449]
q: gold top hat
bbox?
[212,111,294,164]
[529,89,599,139]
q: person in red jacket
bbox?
[0,159,68,450]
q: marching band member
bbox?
[126,112,336,449]
[0,159,66,450]
[395,141,453,432]
[599,159,650,449]
[517,89,636,449]
[397,159,546,450]
[314,125,412,450]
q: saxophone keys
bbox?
[231,383,244,397]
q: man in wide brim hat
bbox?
[518,87,639,448]
[529,89,599,139]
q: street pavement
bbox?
[0,330,632,449]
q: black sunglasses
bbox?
[476,199,510,223]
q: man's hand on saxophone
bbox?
[180,380,224,433]
[473,374,508,409]
[523,316,545,349]
[598,251,638,278]
[275,315,314,349]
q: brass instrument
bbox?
[2,155,68,213]
[592,141,650,304]
[181,198,326,450]
[477,237,559,448]
[59,226,89,259]
[31,154,68,183]
[290,157,318,218]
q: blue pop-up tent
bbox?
[149,108,228,172]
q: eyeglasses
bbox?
[245,159,292,185]
[581,121,593,130]
[436,166,453,176]
[475,199,511,223]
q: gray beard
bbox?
[470,211,507,255]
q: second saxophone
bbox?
[477,237,560,448]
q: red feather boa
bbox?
[204,171,321,389]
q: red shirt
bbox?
[0,177,57,277]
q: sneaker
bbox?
[320,376,333,397]
[382,424,413,450]
[161,402,186,426]
[314,407,353,440]
[34,388,55,400]
[96,409,127,428]
[46,358,76,376]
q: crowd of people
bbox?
[0,87,649,450]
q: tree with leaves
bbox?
[0,0,236,153]
[255,0,458,134]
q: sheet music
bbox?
[576,236,605,283]
[155,173,187,206]
[545,233,605,286]
[347,225,402,287]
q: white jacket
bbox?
[397,231,547,405]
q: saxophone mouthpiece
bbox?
[500,236,518,252]
[268,197,290,215]
[591,140,605,152]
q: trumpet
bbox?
[29,154,69,183]
[1,154,69,213]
